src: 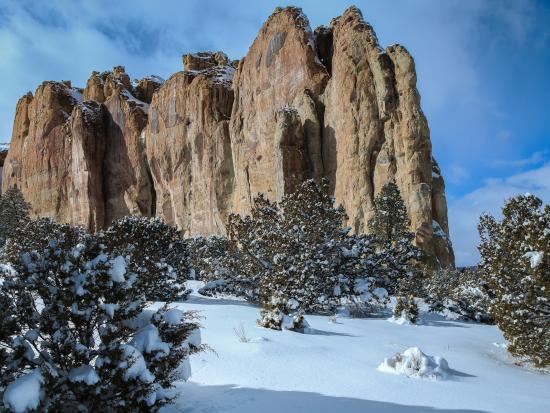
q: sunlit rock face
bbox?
[2,6,454,267]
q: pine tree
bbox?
[368,181,421,293]
[478,194,549,367]
[0,186,31,245]
[0,218,202,411]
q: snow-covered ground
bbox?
[160,282,550,413]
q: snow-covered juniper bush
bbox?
[393,294,419,324]
[0,217,202,412]
[425,267,492,323]
[478,194,550,367]
[221,179,380,330]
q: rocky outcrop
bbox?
[3,68,156,231]
[1,82,106,230]
[229,7,329,213]
[145,53,235,235]
[274,106,308,201]
[321,7,453,267]
[2,6,454,267]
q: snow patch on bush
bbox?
[164,308,184,325]
[3,370,43,412]
[523,251,544,268]
[68,365,100,385]
[130,324,170,355]
[378,347,450,380]
[109,255,126,282]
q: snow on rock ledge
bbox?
[378,347,450,380]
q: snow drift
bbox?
[378,347,451,379]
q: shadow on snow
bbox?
[163,383,489,413]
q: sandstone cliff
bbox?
[145,54,234,235]
[2,6,454,267]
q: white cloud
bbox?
[490,150,548,168]
[449,163,550,266]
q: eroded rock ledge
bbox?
[2,6,454,267]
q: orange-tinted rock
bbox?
[322,7,453,267]
[145,57,235,235]
[2,82,106,231]
[1,6,454,267]
[229,7,329,214]
[274,106,308,201]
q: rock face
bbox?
[229,7,329,213]
[2,68,157,231]
[2,6,454,267]
[145,53,235,235]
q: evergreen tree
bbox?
[103,216,191,301]
[478,194,549,367]
[393,294,419,324]
[425,267,492,323]
[0,187,31,245]
[185,235,232,281]
[0,219,202,411]
[368,181,421,293]
[223,179,376,330]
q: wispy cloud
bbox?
[490,150,548,168]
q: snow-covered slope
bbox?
[160,283,550,413]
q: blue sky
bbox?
[0,0,549,265]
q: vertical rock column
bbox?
[145,53,235,235]
[274,106,308,201]
[229,7,329,214]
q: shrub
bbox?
[224,180,377,329]
[0,187,31,246]
[0,218,202,411]
[478,194,549,367]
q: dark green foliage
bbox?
[425,267,492,323]
[103,216,191,301]
[368,181,410,246]
[478,194,549,367]
[393,294,419,324]
[223,179,376,329]
[0,187,31,245]
[0,218,202,411]
[185,235,232,281]
[368,182,421,293]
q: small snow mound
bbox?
[378,347,450,380]
[249,336,269,343]
[387,315,414,325]
[3,370,43,412]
